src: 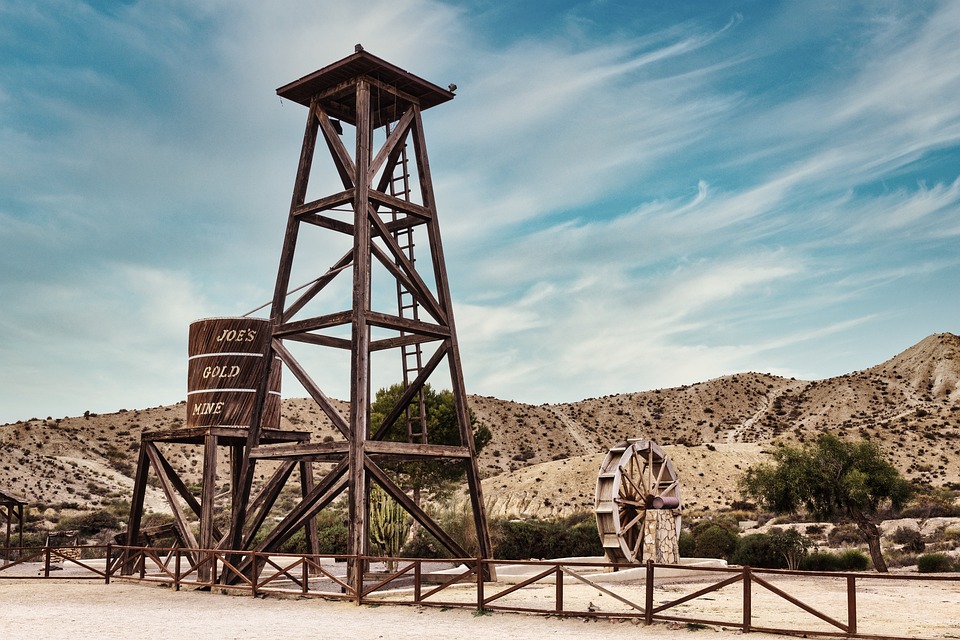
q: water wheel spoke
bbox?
[631,517,646,558]
[615,498,646,508]
[619,465,645,500]
[658,479,679,497]
[653,457,667,491]
[619,509,646,535]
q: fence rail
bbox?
[3,545,958,639]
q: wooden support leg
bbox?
[122,441,150,575]
[199,433,218,582]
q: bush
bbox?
[827,523,863,546]
[729,528,809,569]
[491,513,603,560]
[59,509,121,536]
[891,526,925,553]
[730,533,785,568]
[678,532,696,557]
[799,549,869,571]
[694,525,738,559]
[917,553,959,573]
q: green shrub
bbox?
[491,513,602,560]
[678,531,696,557]
[694,524,738,559]
[729,528,809,569]
[730,533,784,568]
[59,509,121,536]
[917,553,959,573]
[799,549,869,571]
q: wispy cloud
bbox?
[1,0,960,420]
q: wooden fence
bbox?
[2,545,957,639]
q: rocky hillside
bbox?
[1,333,958,521]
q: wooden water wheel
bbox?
[595,439,682,563]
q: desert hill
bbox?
[1,333,958,522]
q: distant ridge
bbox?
[1,333,958,519]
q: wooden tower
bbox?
[225,47,493,580]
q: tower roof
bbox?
[276,48,454,125]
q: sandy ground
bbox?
[2,569,958,640]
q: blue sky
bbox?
[2,0,960,423]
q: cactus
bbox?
[369,484,411,571]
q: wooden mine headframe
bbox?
[223,47,493,577]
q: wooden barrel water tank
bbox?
[187,317,281,428]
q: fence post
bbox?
[251,551,259,598]
[476,558,485,612]
[104,544,112,584]
[44,545,51,578]
[414,560,421,603]
[174,550,181,592]
[847,575,857,636]
[302,555,309,595]
[555,565,563,613]
[645,560,654,625]
[742,566,752,633]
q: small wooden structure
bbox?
[124,426,315,581]
[1,489,26,561]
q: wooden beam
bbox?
[369,108,414,180]
[282,332,353,350]
[411,104,494,562]
[364,440,471,459]
[144,443,200,551]
[366,311,450,340]
[272,339,351,438]
[250,440,350,460]
[275,310,353,336]
[368,190,431,220]
[365,458,469,559]
[292,189,355,217]
[371,342,447,442]
[283,250,354,323]
[316,104,356,188]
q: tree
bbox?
[739,434,912,572]
[370,383,491,505]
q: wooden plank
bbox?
[282,332,353,350]
[370,342,447,441]
[237,460,297,549]
[299,213,354,235]
[274,310,353,336]
[199,433,217,583]
[250,441,350,460]
[292,189,355,217]
[144,443,200,552]
[282,250,354,322]
[272,339,351,438]
[368,190,431,220]
[348,77,373,591]
[251,460,349,554]
[369,333,438,352]
[365,311,449,340]
[316,104,356,188]
[366,218,446,323]
[364,440,471,459]
[365,458,469,559]
[411,105,496,562]
[368,108,414,180]
[752,573,849,632]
